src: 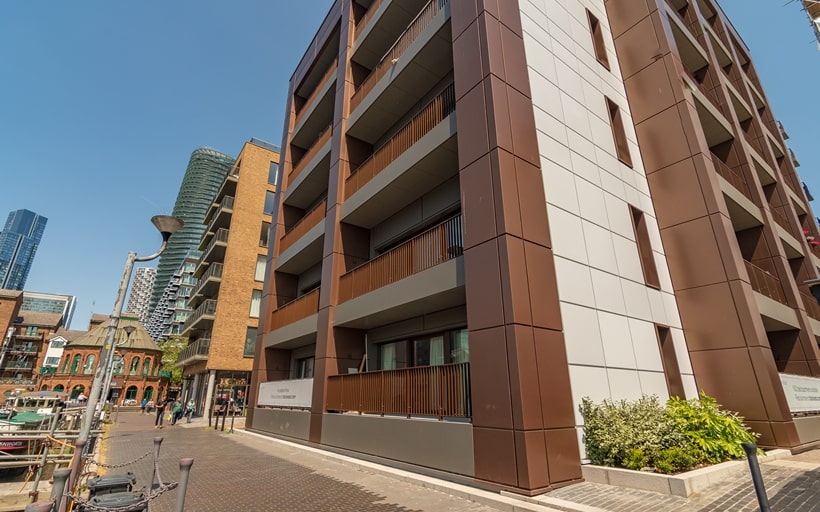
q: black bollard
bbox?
[742,442,771,512]
[174,458,195,512]
[150,437,164,491]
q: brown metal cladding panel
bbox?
[525,244,563,331]
[745,420,776,447]
[507,85,540,167]
[646,159,710,230]
[747,346,799,422]
[688,348,769,422]
[623,58,678,125]
[496,0,523,37]
[498,235,533,326]
[499,21,530,97]
[769,420,801,448]
[473,427,518,487]
[514,430,550,489]
[674,283,747,352]
[456,82,491,167]
[611,12,667,80]
[544,428,583,483]
[633,105,693,174]
[460,154,498,249]
[709,214,746,283]
[450,0,479,40]
[490,149,522,238]
[453,30,483,102]
[726,281,770,348]
[534,328,575,429]
[676,102,713,162]
[463,240,505,331]
[606,0,652,39]
[478,13,505,82]
[661,217,731,290]
[505,324,543,430]
[469,326,514,429]
[484,76,515,156]
[693,154,730,219]
[516,157,551,248]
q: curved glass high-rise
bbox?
[149,148,234,313]
[0,209,48,290]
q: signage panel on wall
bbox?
[780,373,820,413]
[257,378,313,408]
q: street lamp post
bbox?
[67,215,183,501]
[99,325,136,411]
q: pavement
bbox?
[84,412,819,511]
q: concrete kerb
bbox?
[579,449,792,497]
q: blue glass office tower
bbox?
[0,209,47,290]
[148,148,235,313]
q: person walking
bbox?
[171,399,183,425]
[140,398,147,414]
[154,398,167,429]
[185,399,195,423]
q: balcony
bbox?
[8,345,39,354]
[182,299,218,334]
[744,260,787,305]
[200,228,229,263]
[347,0,453,144]
[293,60,337,129]
[191,262,223,305]
[338,214,463,304]
[176,338,211,367]
[326,362,470,420]
[801,292,820,322]
[270,289,320,331]
[205,195,234,235]
[14,332,42,341]
[280,199,327,254]
[0,362,34,371]
[711,153,751,200]
[285,125,332,209]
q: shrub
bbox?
[581,392,758,474]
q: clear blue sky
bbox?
[0,1,818,331]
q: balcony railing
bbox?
[326,362,470,420]
[202,228,229,257]
[294,60,337,126]
[14,332,42,340]
[279,199,327,253]
[345,83,455,200]
[289,124,332,183]
[193,262,223,297]
[770,208,794,237]
[354,0,384,39]
[270,289,320,330]
[744,260,787,305]
[183,299,218,332]
[176,338,211,366]
[711,153,751,200]
[8,345,38,354]
[801,292,820,322]
[206,196,234,233]
[338,214,463,302]
[350,0,449,113]
[0,362,34,371]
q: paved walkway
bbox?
[97,411,820,512]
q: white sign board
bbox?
[780,373,820,413]
[257,378,313,408]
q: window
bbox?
[143,357,152,376]
[296,357,315,379]
[51,340,65,349]
[587,10,610,69]
[255,255,267,281]
[82,354,96,375]
[260,222,271,248]
[249,289,262,318]
[377,329,469,370]
[243,327,257,357]
[268,162,279,186]
[69,354,82,374]
[60,355,71,374]
[113,355,124,375]
[629,205,660,288]
[605,97,633,167]
[264,191,276,215]
[45,356,60,366]
[656,326,685,398]
[129,357,140,375]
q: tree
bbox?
[158,336,187,384]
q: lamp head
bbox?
[123,325,137,338]
[151,215,184,242]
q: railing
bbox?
[8,345,38,354]
[326,362,470,420]
[345,83,455,200]
[289,124,332,183]
[270,289,320,330]
[338,214,463,302]
[800,292,820,322]
[183,299,218,331]
[294,60,338,126]
[711,153,751,200]
[202,228,229,256]
[206,196,234,233]
[350,0,449,113]
[770,208,794,237]
[279,199,327,253]
[744,260,787,305]
[193,262,223,297]
[176,338,211,366]
[0,362,34,370]
[354,0,384,39]
[14,333,42,340]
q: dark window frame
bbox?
[586,9,610,70]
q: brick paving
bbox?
[97,411,820,512]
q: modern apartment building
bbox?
[0,307,64,396]
[126,267,157,325]
[0,209,47,291]
[177,138,280,417]
[248,0,820,495]
[149,148,235,314]
[145,255,198,341]
[21,291,77,329]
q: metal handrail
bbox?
[279,199,328,253]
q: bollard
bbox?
[229,408,236,434]
[742,442,771,512]
[174,458,194,512]
[150,437,164,491]
[24,502,54,512]
[220,407,227,432]
[114,404,119,423]
[51,468,70,512]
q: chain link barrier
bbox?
[64,482,178,512]
[83,450,151,469]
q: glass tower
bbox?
[0,209,47,290]
[149,148,234,313]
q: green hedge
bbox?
[580,392,758,473]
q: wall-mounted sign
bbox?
[257,379,313,408]
[780,373,820,413]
